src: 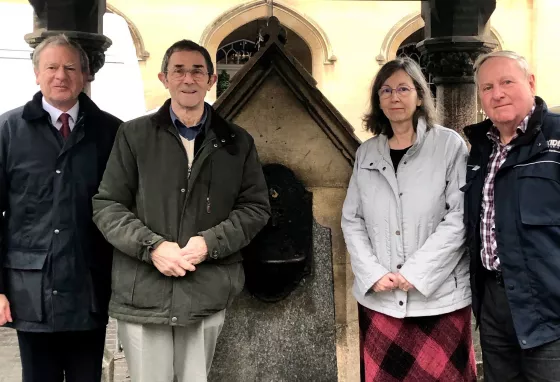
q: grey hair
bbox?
[32,34,90,74]
[474,50,531,84]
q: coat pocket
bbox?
[4,250,48,322]
[131,262,167,310]
[188,263,238,318]
[517,164,560,225]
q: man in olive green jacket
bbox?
[92,40,270,382]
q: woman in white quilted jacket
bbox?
[341,57,475,382]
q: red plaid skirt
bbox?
[359,305,476,382]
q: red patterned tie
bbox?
[59,113,71,140]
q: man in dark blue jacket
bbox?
[463,50,560,381]
[0,35,120,382]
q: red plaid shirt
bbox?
[480,107,534,270]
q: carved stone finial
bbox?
[262,16,287,47]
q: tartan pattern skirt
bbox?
[359,305,477,382]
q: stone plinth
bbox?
[209,221,337,382]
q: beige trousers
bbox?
[117,310,226,382]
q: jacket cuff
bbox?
[141,234,165,264]
[398,267,428,297]
[358,266,391,296]
[199,229,220,260]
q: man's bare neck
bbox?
[172,102,205,128]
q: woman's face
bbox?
[378,69,422,126]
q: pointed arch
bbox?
[376,12,503,65]
[200,0,335,70]
[106,3,150,61]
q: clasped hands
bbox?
[372,272,415,293]
[151,236,208,277]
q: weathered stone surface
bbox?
[209,220,338,382]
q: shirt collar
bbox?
[169,103,208,140]
[487,104,535,145]
[42,97,79,125]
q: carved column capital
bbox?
[418,36,498,84]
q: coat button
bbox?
[397,264,402,269]
[54,229,60,234]
[213,143,218,148]
[382,167,386,171]
[395,230,401,236]
[399,301,404,306]
[171,317,177,323]
[55,170,61,174]
[521,340,527,345]
[53,290,58,296]
[180,188,186,193]
[231,133,235,138]
[221,139,226,143]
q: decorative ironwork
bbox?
[217,39,256,65]
[397,42,436,98]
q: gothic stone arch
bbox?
[106,3,150,61]
[376,12,504,65]
[200,0,335,102]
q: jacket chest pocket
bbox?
[357,162,385,208]
[516,163,560,225]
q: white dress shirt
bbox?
[42,97,79,131]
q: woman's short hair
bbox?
[363,57,437,137]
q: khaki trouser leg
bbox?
[118,310,226,382]
[118,321,174,382]
[173,309,226,382]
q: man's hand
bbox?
[181,236,208,266]
[151,241,196,277]
[395,273,415,292]
[372,273,397,292]
[0,294,12,326]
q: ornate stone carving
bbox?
[421,50,481,78]
[417,36,497,83]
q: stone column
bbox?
[418,37,497,132]
[25,0,112,94]
[418,0,498,133]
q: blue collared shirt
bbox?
[170,103,208,141]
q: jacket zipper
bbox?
[178,138,217,239]
[206,159,212,214]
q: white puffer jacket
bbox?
[341,118,470,318]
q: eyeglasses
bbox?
[378,85,416,99]
[166,67,209,82]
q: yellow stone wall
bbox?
[4,0,559,137]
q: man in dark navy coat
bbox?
[0,34,120,382]
[463,50,560,381]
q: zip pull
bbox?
[188,167,192,179]
[206,197,211,214]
